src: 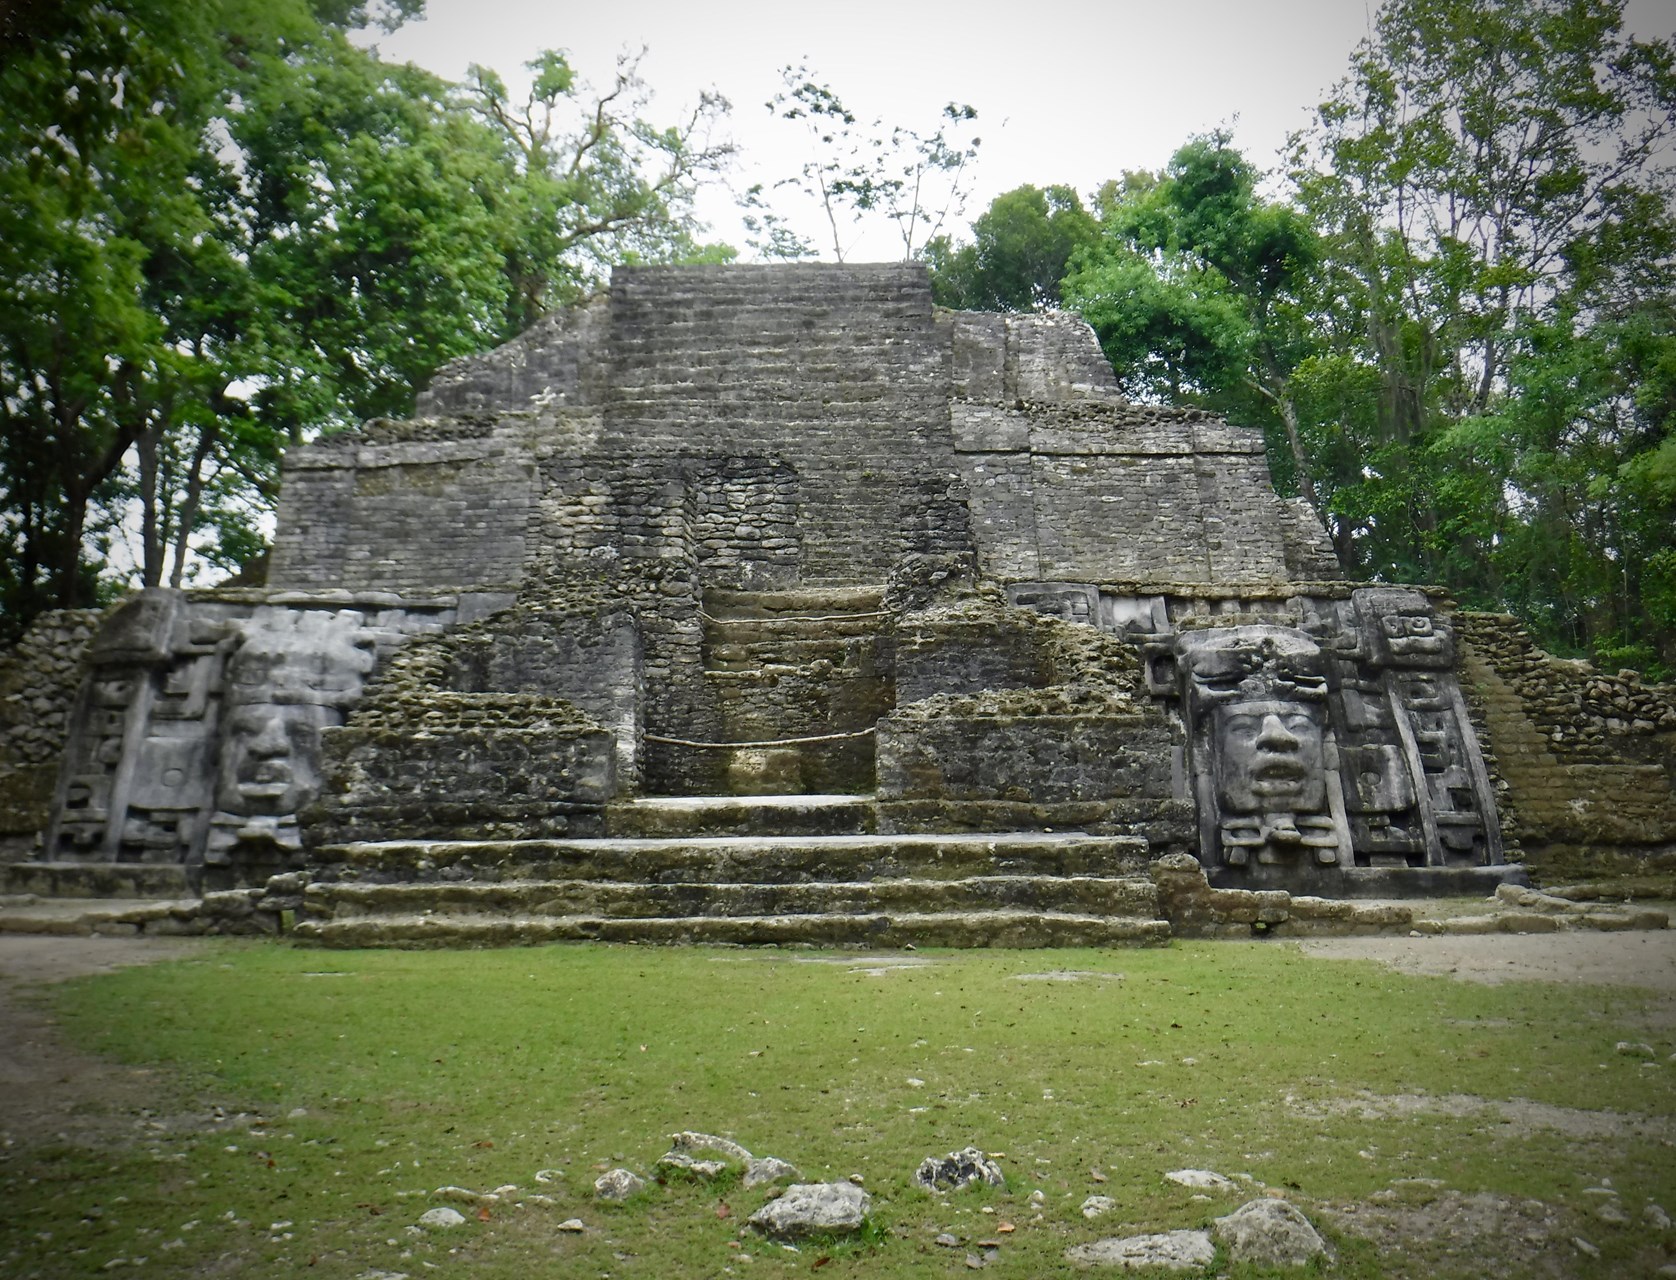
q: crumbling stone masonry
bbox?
[5,263,1673,943]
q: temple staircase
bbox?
[291,794,1169,948]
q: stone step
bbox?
[0,897,204,936]
[705,587,886,617]
[312,832,1152,885]
[292,908,1171,950]
[302,874,1161,923]
[0,861,191,898]
[704,620,884,644]
[605,794,878,838]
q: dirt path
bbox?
[1296,929,1676,991]
[0,936,207,1149]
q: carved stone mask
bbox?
[216,700,332,816]
[214,611,374,817]
[1356,588,1454,668]
[1215,697,1327,815]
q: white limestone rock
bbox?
[743,1156,800,1189]
[1211,1198,1328,1267]
[416,1207,466,1230]
[1080,1195,1117,1219]
[1164,1168,1235,1191]
[658,1130,753,1179]
[748,1182,871,1241]
[914,1146,1006,1192]
[593,1168,645,1201]
[1065,1230,1215,1270]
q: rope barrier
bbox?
[696,609,892,625]
[644,727,876,750]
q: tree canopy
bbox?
[0,0,732,642]
[930,0,1676,675]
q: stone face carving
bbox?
[1177,626,1348,868]
[1342,588,1496,867]
[48,590,234,864]
[1109,589,1502,877]
[43,590,450,885]
[203,608,377,882]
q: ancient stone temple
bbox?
[5,263,1675,944]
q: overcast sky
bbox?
[361,0,1676,262]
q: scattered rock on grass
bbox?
[1211,1198,1328,1267]
[915,1146,1005,1192]
[1065,1230,1215,1270]
[1080,1195,1117,1219]
[1592,1199,1630,1225]
[743,1156,800,1189]
[748,1182,871,1240]
[434,1185,497,1206]
[1165,1168,1235,1190]
[416,1207,466,1230]
[659,1130,795,1183]
[593,1168,645,1200]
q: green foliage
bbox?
[1291,0,1676,668]
[0,9,735,643]
[464,47,735,328]
[925,184,1097,311]
[1063,133,1330,513]
[918,1,1676,672]
[5,941,1673,1279]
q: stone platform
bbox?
[293,816,1170,950]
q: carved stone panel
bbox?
[1174,625,1351,870]
[45,591,446,885]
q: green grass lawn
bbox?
[3,940,1673,1278]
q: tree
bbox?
[765,65,980,262]
[0,6,737,644]
[925,183,1098,311]
[1292,0,1676,665]
[465,48,735,330]
[1063,136,1330,513]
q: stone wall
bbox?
[697,588,891,796]
[947,312,1342,587]
[304,592,635,845]
[271,268,1340,608]
[416,294,611,414]
[877,594,1192,846]
[0,609,101,859]
[309,693,615,848]
[1458,612,1676,878]
[600,263,965,587]
[268,414,553,594]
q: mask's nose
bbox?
[1256,713,1301,751]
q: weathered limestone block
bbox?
[0,608,101,859]
[748,1182,871,1241]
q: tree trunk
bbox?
[137,424,162,588]
[169,423,218,588]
